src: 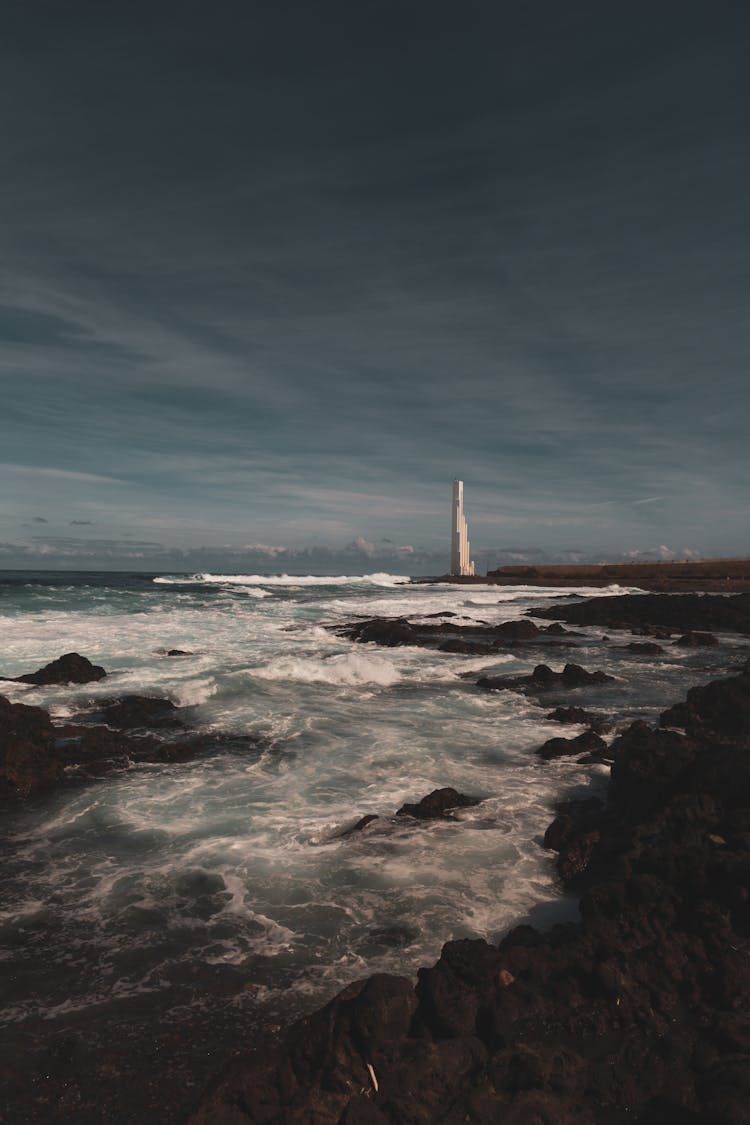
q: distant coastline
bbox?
[416,557,750,592]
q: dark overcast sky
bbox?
[1,0,748,570]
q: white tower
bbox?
[450,479,475,576]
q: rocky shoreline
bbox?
[190,596,750,1124]
[2,595,749,1122]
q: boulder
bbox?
[396,787,480,820]
[478,663,614,694]
[673,632,719,647]
[545,706,610,732]
[9,652,106,686]
[660,668,750,741]
[346,618,419,646]
[491,620,541,640]
[536,729,608,761]
[76,695,183,730]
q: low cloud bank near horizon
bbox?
[0,536,710,574]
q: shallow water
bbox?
[0,570,738,1035]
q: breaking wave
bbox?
[153,572,410,588]
[253,651,401,686]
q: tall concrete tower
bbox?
[450,479,475,576]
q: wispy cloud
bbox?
[1,463,123,484]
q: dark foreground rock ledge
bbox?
[190,660,750,1124]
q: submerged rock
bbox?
[336,814,382,838]
[545,706,610,732]
[477,663,614,694]
[673,631,719,647]
[396,787,480,820]
[618,641,666,654]
[76,695,183,730]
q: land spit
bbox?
[416,558,750,592]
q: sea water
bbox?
[0,571,736,1031]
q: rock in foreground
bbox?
[190,664,750,1125]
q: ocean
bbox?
[0,569,737,1115]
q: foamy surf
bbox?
[153,572,410,588]
[0,568,722,1036]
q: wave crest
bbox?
[154,572,410,588]
[253,651,400,687]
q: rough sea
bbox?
[0,569,738,1109]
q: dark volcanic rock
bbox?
[396,787,480,820]
[545,706,610,732]
[619,641,666,654]
[674,631,719,647]
[190,973,418,1125]
[438,638,499,654]
[167,648,193,656]
[0,689,260,796]
[191,661,750,1125]
[660,665,750,741]
[528,591,750,635]
[336,814,381,838]
[343,618,419,646]
[536,728,607,760]
[77,695,183,730]
[8,652,107,686]
[492,619,541,640]
[0,694,61,794]
[477,662,614,694]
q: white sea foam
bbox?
[171,677,219,707]
[253,651,401,686]
[153,572,410,588]
[0,569,716,1029]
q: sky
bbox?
[1,0,748,573]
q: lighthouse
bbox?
[450,480,475,576]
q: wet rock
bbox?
[619,641,666,654]
[660,666,750,740]
[0,695,60,794]
[528,591,750,635]
[608,721,699,820]
[438,638,499,654]
[633,624,674,638]
[78,695,183,730]
[336,814,381,838]
[189,973,418,1125]
[8,652,106,686]
[2,737,64,796]
[536,728,607,760]
[344,618,419,646]
[396,787,480,820]
[545,706,611,732]
[543,797,604,852]
[167,649,193,656]
[491,619,541,640]
[191,661,750,1125]
[477,662,614,694]
[674,632,719,647]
